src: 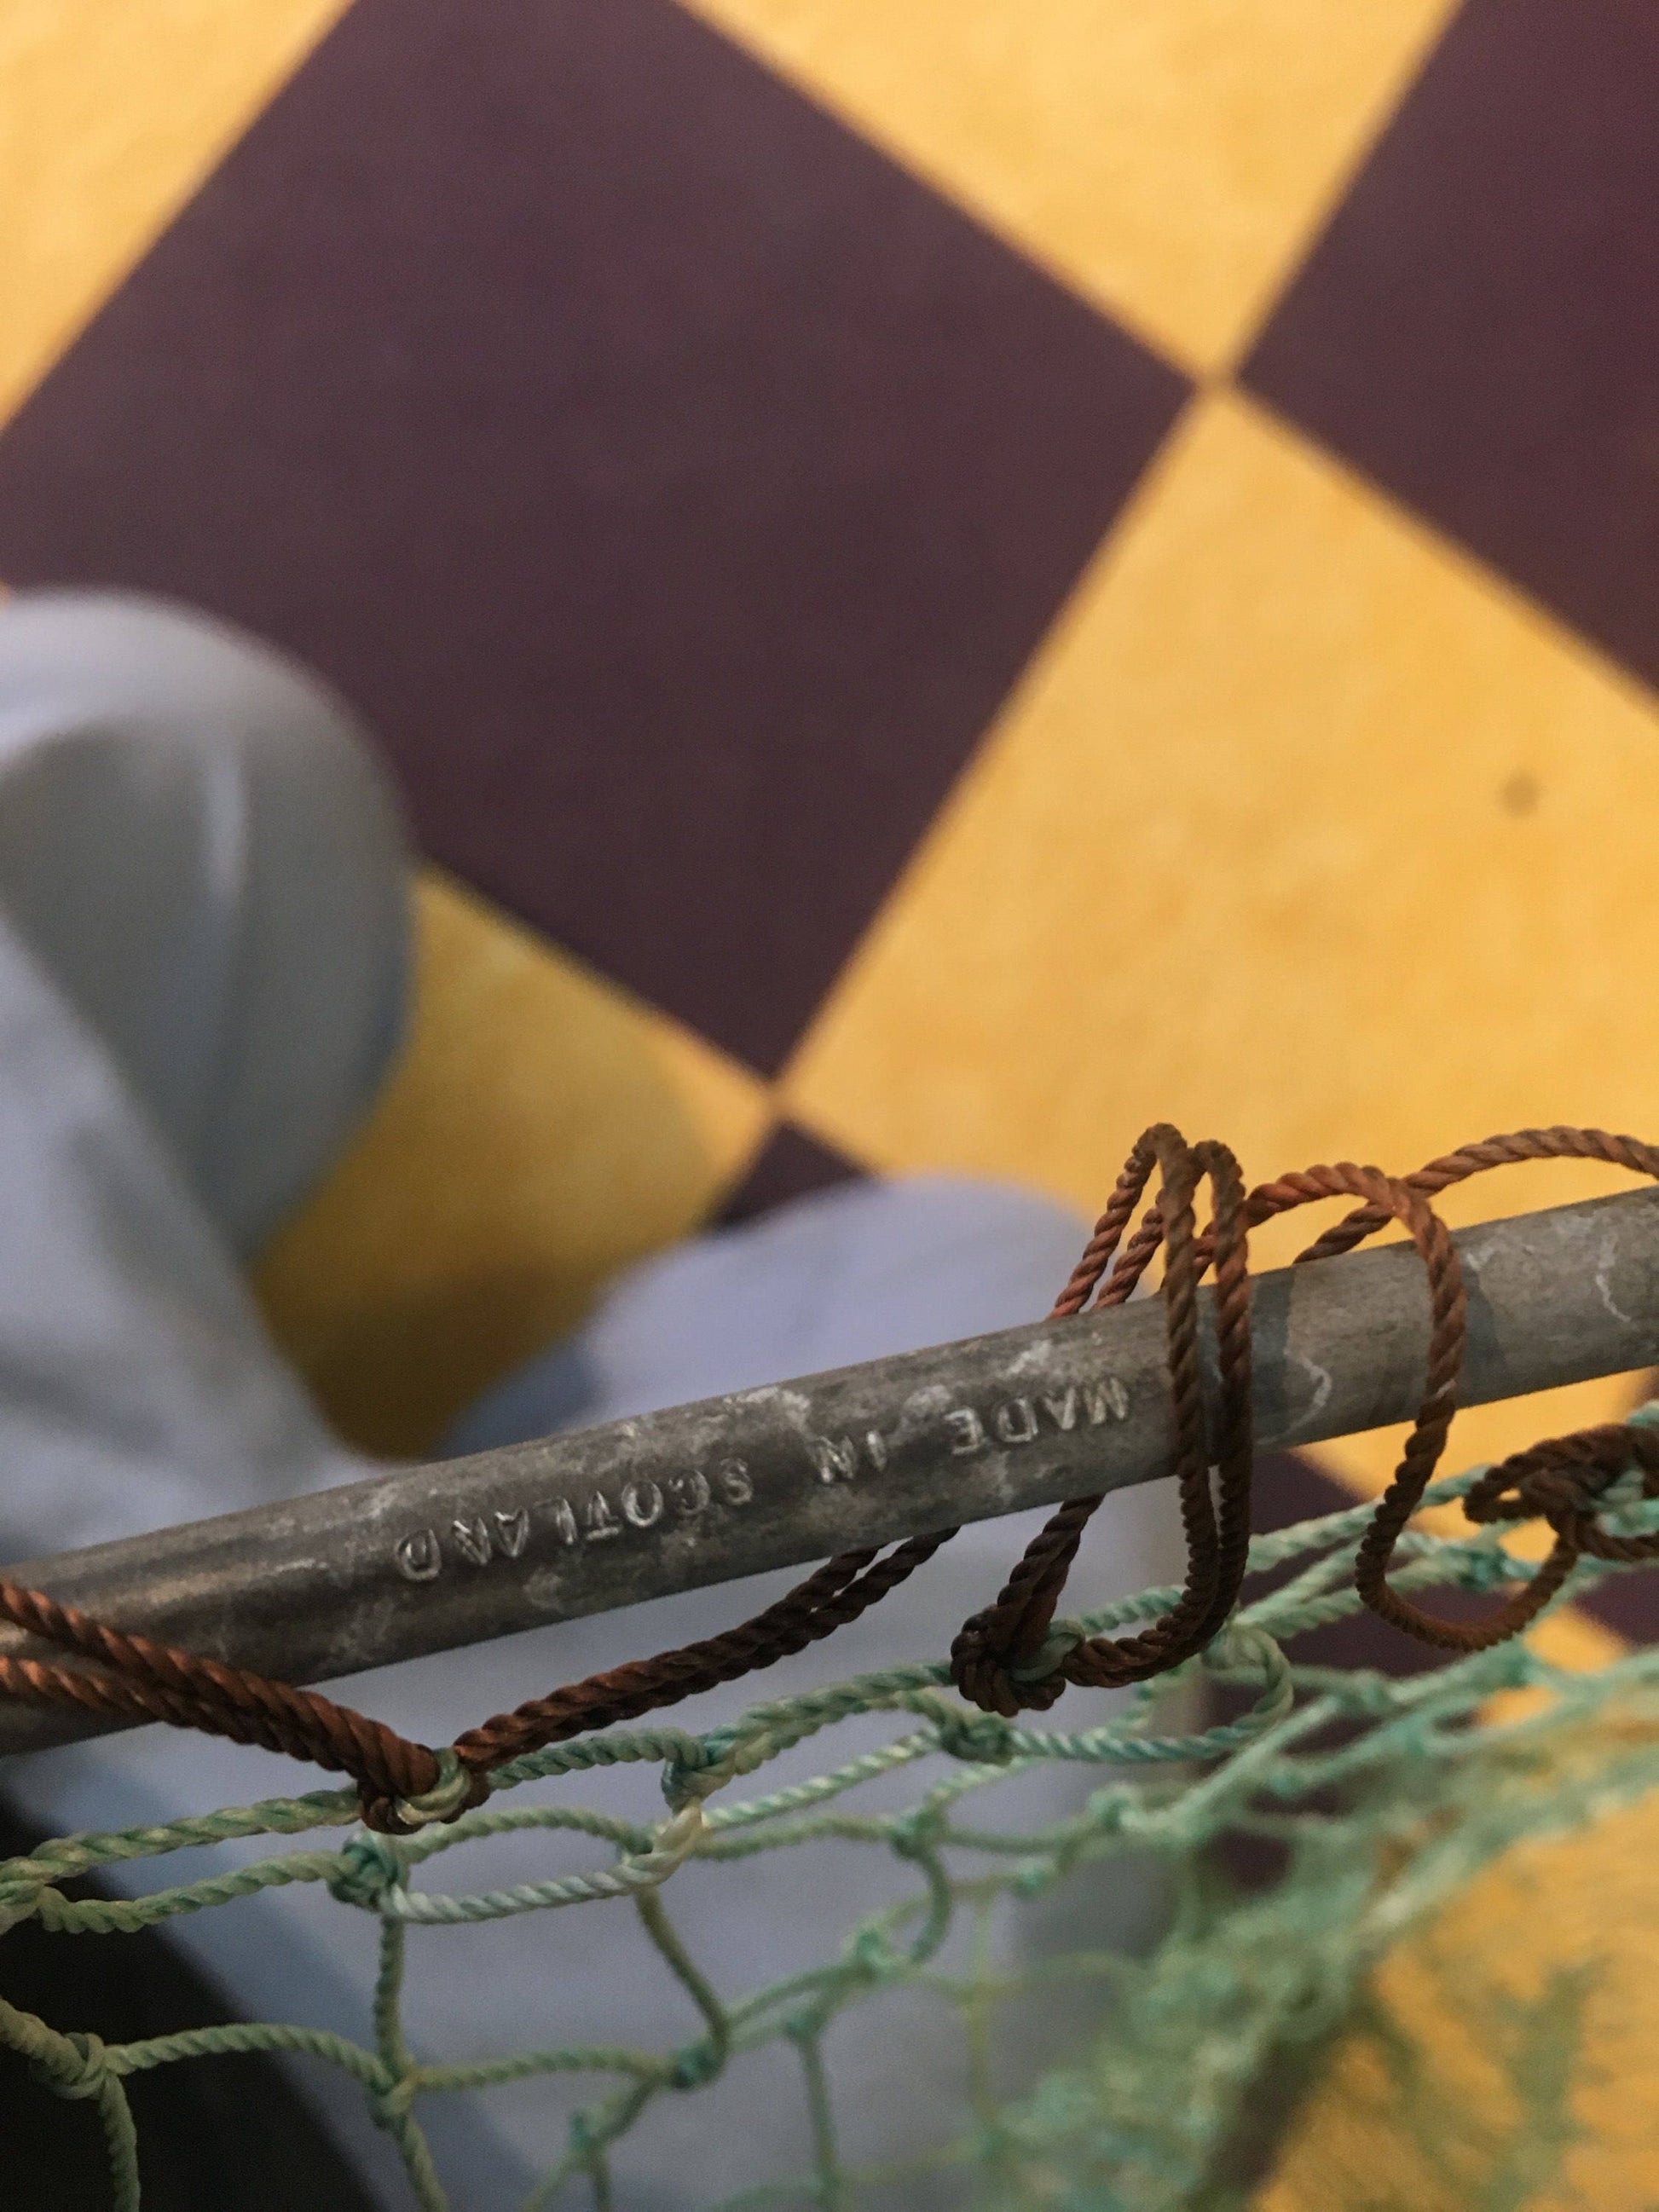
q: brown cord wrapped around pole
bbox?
[4,1127,1659,1830]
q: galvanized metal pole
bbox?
[3,1185,1657,1758]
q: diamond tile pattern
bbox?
[1246,0,1659,690]
[0,0,1186,1074]
[7,0,1659,2188]
[3,0,1657,1617]
[0,0,1653,1582]
[685,0,1457,373]
[715,1119,867,1224]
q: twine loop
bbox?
[6,1124,1659,1812]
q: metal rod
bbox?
[4,1185,1658,1759]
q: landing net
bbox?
[8,1441,1659,2210]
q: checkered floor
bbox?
[4,4,1659,2192]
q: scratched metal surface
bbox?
[3,1185,1657,1757]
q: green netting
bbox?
[9,1421,1659,2212]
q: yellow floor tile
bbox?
[255,871,772,1458]
[685,0,1456,373]
[785,389,1659,1491]
[0,0,346,426]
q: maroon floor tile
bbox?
[0,0,1186,1072]
[715,1120,867,1224]
[1243,0,1659,692]
[1575,1563,1659,1645]
[1248,1453,1490,1677]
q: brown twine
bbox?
[3,1123,1657,1831]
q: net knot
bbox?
[31,2028,113,2102]
[1464,1423,1659,1563]
[929,1706,1017,1765]
[1009,1620,1085,1683]
[671,2041,725,2089]
[388,1746,483,1830]
[1325,1668,1408,1720]
[1205,1624,1294,1728]
[889,1804,950,1858]
[951,1620,1072,1720]
[1455,1541,1523,1593]
[661,1741,737,1811]
[645,1800,708,1874]
[328,1828,408,1909]
[368,2073,419,2130]
[364,1745,492,1834]
[847,1923,901,1978]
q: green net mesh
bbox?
[9,1430,1659,2212]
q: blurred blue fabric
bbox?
[0,591,1184,2209]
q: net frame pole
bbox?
[3,1184,1657,1759]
